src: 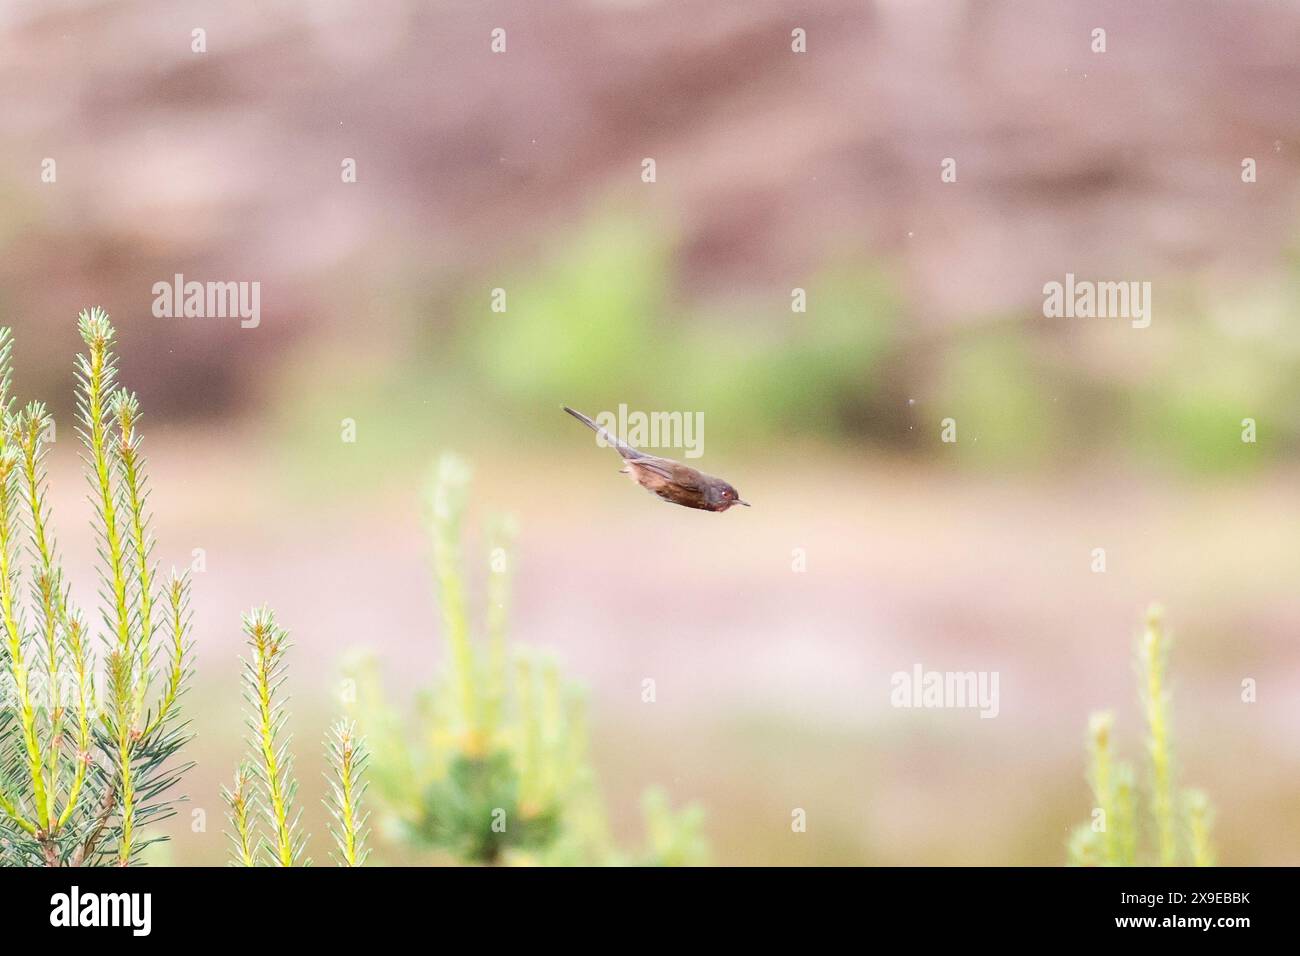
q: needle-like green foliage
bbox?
[229,607,306,866]
[224,607,371,866]
[221,764,258,867]
[0,309,193,866]
[1068,605,1216,866]
[325,720,370,866]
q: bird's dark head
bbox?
[710,480,750,511]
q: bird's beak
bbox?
[736,499,751,507]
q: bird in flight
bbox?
[562,406,750,512]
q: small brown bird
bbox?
[563,406,750,512]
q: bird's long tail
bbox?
[562,406,644,460]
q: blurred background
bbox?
[1,0,1298,864]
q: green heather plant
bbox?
[223,606,370,866]
[1068,605,1216,867]
[0,308,193,866]
[346,453,706,865]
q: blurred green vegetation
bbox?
[458,216,906,446]
[346,454,707,865]
[270,207,1300,491]
[1068,606,1215,867]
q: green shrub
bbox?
[346,453,706,865]
[0,309,192,866]
[1068,605,1215,866]
[222,607,370,866]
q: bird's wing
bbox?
[634,457,703,488]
